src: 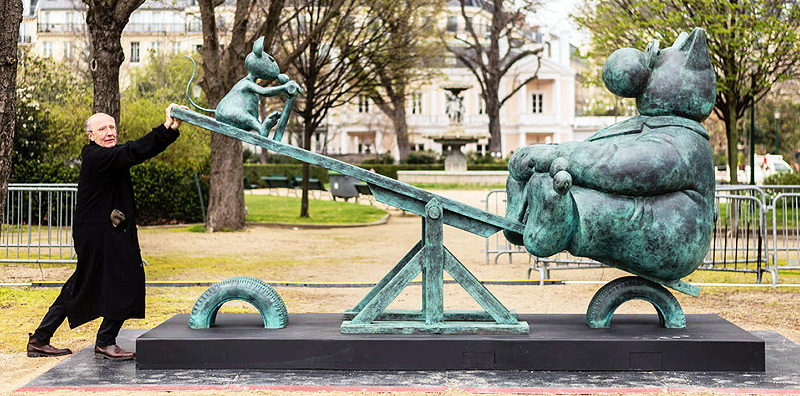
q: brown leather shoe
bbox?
[94,344,135,361]
[27,333,72,357]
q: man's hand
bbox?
[164,103,190,130]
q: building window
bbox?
[195,44,203,53]
[171,41,180,55]
[358,95,370,113]
[42,42,52,58]
[446,16,457,32]
[531,93,544,114]
[478,95,485,114]
[149,41,161,56]
[409,92,422,114]
[63,42,71,59]
[130,42,140,63]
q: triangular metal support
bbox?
[341,198,529,335]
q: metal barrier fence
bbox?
[483,185,800,285]
[2,184,78,266]
[771,193,800,282]
[701,192,772,284]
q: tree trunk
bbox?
[723,101,739,184]
[206,133,246,231]
[486,90,502,153]
[391,101,410,162]
[85,2,142,122]
[196,0,249,232]
[300,92,315,218]
[0,0,23,222]
[88,31,124,121]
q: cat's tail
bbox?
[185,56,215,113]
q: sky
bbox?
[531,0,591,47]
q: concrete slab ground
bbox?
[16,328,800,393]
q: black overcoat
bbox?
[63,124,180,328]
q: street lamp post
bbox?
[774,109,781,156]
[750,71,756,185]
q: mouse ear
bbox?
[253,37,264,58]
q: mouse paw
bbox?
[263,111,281,131]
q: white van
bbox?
[718,154,794,184]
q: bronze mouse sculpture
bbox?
[186,37,301,141]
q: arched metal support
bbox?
[586,276,686,329]
[189,276,289,329]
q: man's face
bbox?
[87,113,118,148]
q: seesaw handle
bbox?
[273,93,297,142]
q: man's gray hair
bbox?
[85,117,93,134]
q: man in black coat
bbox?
[27,103,188,361]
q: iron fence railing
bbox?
[1,184,78,266]
[483,185,800,285]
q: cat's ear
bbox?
[677,28,711,70]
[253,37,265,58]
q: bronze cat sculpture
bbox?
[505,28,716,284]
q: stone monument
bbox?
[433,84,489,172]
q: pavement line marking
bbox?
[14,385,800,394]
[22,279,563,288]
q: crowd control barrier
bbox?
[484,185,800,285]
[1,184,78,268]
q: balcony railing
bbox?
[38,23,84,33]
[38,22,193,33]
[124,23,188,33]
[18,35,32,43]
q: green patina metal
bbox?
[178,29,716,332]
[586,277,686,329]
[505,28,716,327]
[172,107,528,335]
[189,276,289,329]
[185,37,301,141]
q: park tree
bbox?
[195,0,344,230]
[195,0,287,232]
[0,0,23,221]
[279,0,391,217]
[82,0,146,121]
[444,0,543,154]
[360,0,444,162]
[121,52,211,168]
[572,0,800,184]
[16,52,93,164]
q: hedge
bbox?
[9,161,209,226]
[242,163,508,186]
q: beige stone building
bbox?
[21,0,204,87]
[19,0,620,160]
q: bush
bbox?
[361,154,395,165]
[9,162,80,184]
[404,150,440,164]
[244,163,331,185]
[764,172,800,185]
[467,151,507,166]
[131,161,209,225]
[467,164,509,171]
[243,163,447,184]
[9,161,209,226]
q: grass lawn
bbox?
[235,194,388,225]
[410,183,506,190]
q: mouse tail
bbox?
[185,56,215,113]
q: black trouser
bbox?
[33,285,124,347]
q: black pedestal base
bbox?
[136,313,764,371]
